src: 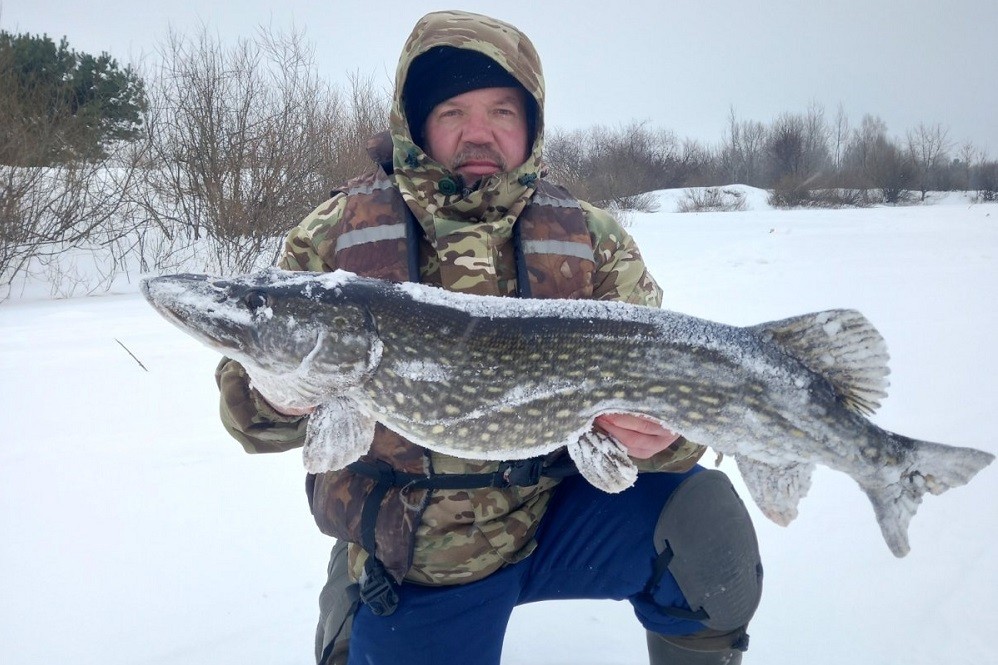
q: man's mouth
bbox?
[457,160,501,177]
[453,147,506,178]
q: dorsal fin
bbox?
[751,309,890,416]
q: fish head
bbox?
[141,269,380,382]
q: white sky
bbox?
[3,0,997,154]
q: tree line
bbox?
[546,108,997,210]
[2,29,996,297]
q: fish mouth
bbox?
[141,274,251,352]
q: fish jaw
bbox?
[141,272,312,372]
[141,270,383,403]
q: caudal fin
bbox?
[864,436,994,557]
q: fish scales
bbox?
[364,293,763,459]
[141,268,994,557]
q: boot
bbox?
[647,630,746,665]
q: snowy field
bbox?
[2,187,996,664]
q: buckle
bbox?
[359,557,399,616]
[501,458,544,486]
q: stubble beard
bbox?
[452,145,508,183]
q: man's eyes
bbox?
[434,106,519,120]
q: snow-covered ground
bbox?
[2,187,996,664]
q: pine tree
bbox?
[0,31,146,165]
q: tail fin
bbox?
[864,436,994,557]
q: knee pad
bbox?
[651,470,763,633]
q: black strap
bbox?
[646,544,710,623]
[404,205,422,283]
[511,220,532,298]
[347,455,577,491]
[359,555,399,617]
[357,462,400,616]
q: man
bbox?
[216,10,762,665]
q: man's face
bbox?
[422,86,531,184]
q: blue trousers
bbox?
[349,466,707,665]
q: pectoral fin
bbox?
[735,456,815,526]
[568,430,639,494]
[302,397,376,473]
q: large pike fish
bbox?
[142,268,993,557]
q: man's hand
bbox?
[593,413,681,459]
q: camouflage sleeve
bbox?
[631,437,706,472]
[582,202,706,472]
[279,194,348,271]
[581,201,663,307]
[215,195,348,453]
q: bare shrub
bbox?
[320,71,391,187]
[137,26,388,274]
[676,187,747,213]
[769,178,866,209]
[971,160,998,202]
[545,121,705,209]
[1,141,144,298]
[768,175,812,208]
[0,36,148,297]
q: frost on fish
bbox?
[141,268,996,557]
[749,309,890,416]
[736,457,815,526]
[303,397,375,474]
[568,430,639,493]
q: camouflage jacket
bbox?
[216,10,705,585]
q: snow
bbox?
[2,188,997,664]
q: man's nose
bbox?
[461,110,494,143]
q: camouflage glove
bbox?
[216,358,309,454]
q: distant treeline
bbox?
[3,29,996,297]
[547,109,997,211]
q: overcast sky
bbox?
[4,0,997,154]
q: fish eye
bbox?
[244,290,269,312]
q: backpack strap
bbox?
[353,454,578,615]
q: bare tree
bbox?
[801,101,831,179]
[832,104,850,172]
[906,122,951,201]
[948,141,981,191]
[767,113,806,182]
[841,115,915,203]
[717,108,768,186]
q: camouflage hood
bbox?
[390,10,546,263]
